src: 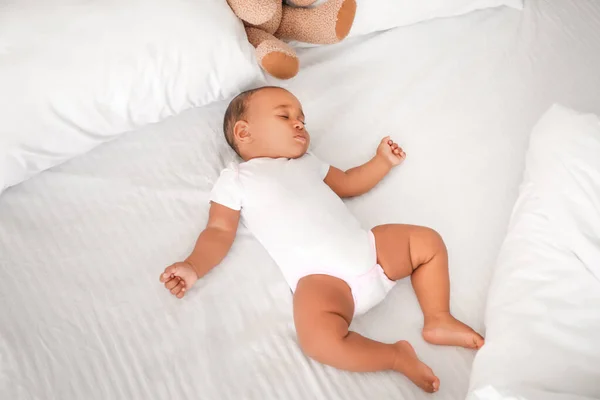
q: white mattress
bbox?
[1,1,600,399]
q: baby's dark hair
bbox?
[223,86,281,156]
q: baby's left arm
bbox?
[324,136,405,198]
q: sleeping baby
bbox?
[159,86,484,393]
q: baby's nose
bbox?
[293,120,304,130]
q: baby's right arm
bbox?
[159,202,240,299]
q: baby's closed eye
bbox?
[279,115,306,125]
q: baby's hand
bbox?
[159,262,199,299]
[377,136,406,167]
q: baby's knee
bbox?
[416,227,447,256]
[427,227,444,244]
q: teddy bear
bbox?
[227,0,357,79]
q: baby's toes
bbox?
[432,377,440,392]
[471,334,485,349]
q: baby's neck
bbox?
[243,155,287,162]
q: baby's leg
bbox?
[293,274,439,393]
[371,224,485,349]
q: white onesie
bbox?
[209,153,396,315]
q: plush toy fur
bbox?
[227,0,357,79]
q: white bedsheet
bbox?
[2,1,600,399]
[467,105,600,400]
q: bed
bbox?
[1,0,600,399]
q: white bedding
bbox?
[1,1,600,399]
[467,104,600,400]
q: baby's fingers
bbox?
[164,277,181,290]
[159,271,169,283]
[170,279,185,297]
[387,139,402,151]
[160,264,177,282]
[381,136,392,146]
[394,145,405,155]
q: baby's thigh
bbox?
[372,224,444,281]
[293,275,354,351]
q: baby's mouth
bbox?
[294,135,307,143]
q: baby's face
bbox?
[243,88,309,159]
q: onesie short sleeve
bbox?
[305,152,331,180]
[209,165,243,211]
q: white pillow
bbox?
[349,0,523,37]
[0,0,263,193]
[289,0,522,48]
[467,104,600,400]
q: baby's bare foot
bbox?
[422,312,485,349]
[392,341,440,393]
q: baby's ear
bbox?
[234,120,251,142]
